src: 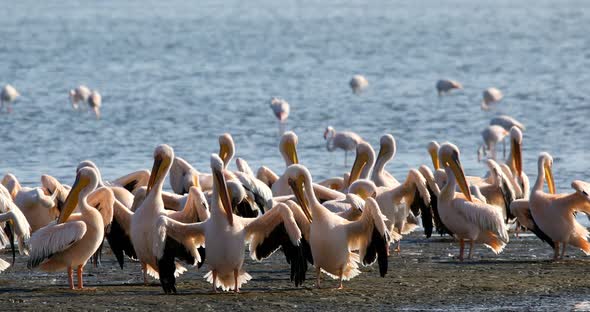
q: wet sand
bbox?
[1,232,589,311]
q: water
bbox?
[0,0,589,191]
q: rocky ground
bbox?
[1,232,589,311]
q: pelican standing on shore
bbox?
[324,126,363,166]
[1,84,20,113]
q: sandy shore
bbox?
[1,232,589,311]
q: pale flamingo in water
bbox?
[349,75,368,94]
[1,84,20,113]
[270,97,289,134]
[69,85,91,110]
[478,125,509,161]
[481,87,503,111]
[490,115,525,131]
[324,126,363,166]
[88,90,101,119]
[436,79,462,96]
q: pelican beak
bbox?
[192,173,201,190]
[429,149,440,170]
[545,162,556,194]
[58,173,87,224]
[219,142,231,167]
[377,144,388,164]
[288,177,312,222]
[447,151,472,202]
[348,152,367,186]
[285,140,299,165]
[512,139,523,178]
[146,154,163,195]
[213,167,233,226]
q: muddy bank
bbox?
[1,232,589,311]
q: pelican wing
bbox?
[156,216,205,264]
[454,198,509,244]
[244,203,306,286]
[0,195,31,255]
[105,198,136,268]
[345,197,390,277]
[256,166,279,187]
[111,170,150,193]
[569,180,590,213]
[235,171,273,214]
[283,200,313,264]
[510,199,554,248]
[312,183,346,201]
[28,221,86,268]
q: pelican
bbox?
[0,190,31,266]
[1,84,19,113]
[349,75,369,94]
[69,85,91,110]
[130,144,203,294]
[490,115,525,131]
[437,143,509,260]
[481,87,503,111]
[159,154,306,292]
[371,134,400,188]
[476,159,517,222]
[418,165,453,237]
[88,90,101,119]
[478,125,509,161]
[436,79,462,95]
[528,153,590,259]
[270,97,290,133]
[320,141,375,192]
[286,164,390,289]
[323,179,377,214]
[324,126,363,166]
[2,174,58,232]
[270,131,344,201]
[375,169,431,248]
[27,168,113,290]
[505,126,529,199]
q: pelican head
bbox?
[509,126,523,177]
[284,164,313,222]
[427,141,440,170]
[348,142,375,187]
[218,133,235,167]
[280,131,299,165]
[538,152,555,194]
[147,144,174,195]
[58,167,99,224]
[439,143,472,202]
[348,179,377,199]
[76,160,102,183]
[211,154,233,226]
[377,134,396,163]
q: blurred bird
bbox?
[478,125,509,161]
[88,90,101,119]
[324,126,364,166]
[69,85,91,110]
[435,79,462,96]
[1,84,20,113]
[270,97,290,134]
[349,75,368,94]
[481,88,503,111]
[490,115,525,131]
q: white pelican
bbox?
[270,97,290,133]
[28,168,113,290]
[0,190,31,266]
[481,87,503,111]
[477,159,517,222]
[418,165,453,237]
[371,134,400,188]
[88,90,101,119]
[130,144,203,294]
[528,153,590,259]
[1,84,19,113]
[437,143,509,260]
[349,75,369,94]
[505,126,529,199]
[2,174,58,232]
[490,115,525,131]
[285,164,390,289]
[478,125,509,161]
[324,126,364,166]
[375,169,431,249]
[170,156,201,194]
[69,85,91,110]
[323,179,377,214]
[436,79,462,95]
[159,154,306,292]
[320,141,375,192]
[76,160,141,209]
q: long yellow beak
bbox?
[219,142,231,167]
[58,174,86,223]
[213,167,233,226]
[288,177,312,222]
[429,149,440,170]
[146,155,163,195]
[544,163,555,194]
[512,139,522,177]
[285,141,299,165]
[348,152,367,187]
[448,152,472,202]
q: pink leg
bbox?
[68,266,74,290]
[553,242,560,261]
[212,270,218,293]
[77,265,84,289]
[316,268,322,289]
[458,239,465,261]
[233,269,240,293]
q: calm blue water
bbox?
[0,0,589,191]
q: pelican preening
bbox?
[481,87,503,111]
[436,79,462,95]
[0,84,20,113]
[324,126,363,166]
[349,75,369,94]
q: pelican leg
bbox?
[515,222,520,238]
[560,242,567,259]
[212,270,218,293]
[344,151,348,167]
[394,240,401,253]
[141,262,148,285]
[316,267,321,289]
[233,269,240,293]
[458,239,465,261]
[68,266,75,290]
[553,242,560,261]
[468,240,474,259]
[337,268,344,290]
[77,264,84,289]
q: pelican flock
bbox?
[0,76,588,302]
